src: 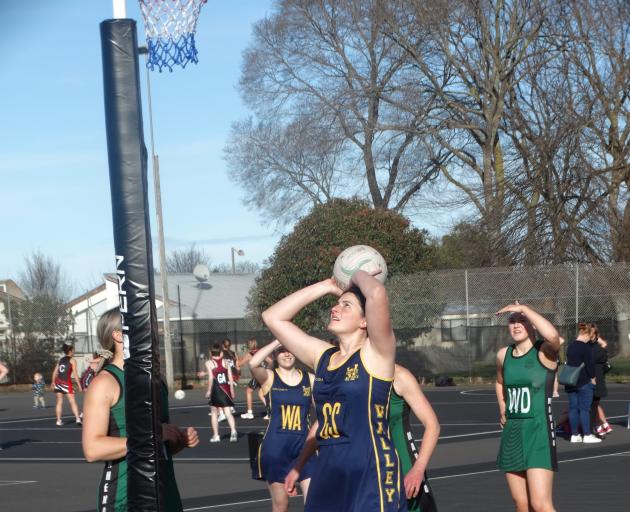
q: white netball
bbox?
[174,389,186,400]
[332,245,388,291]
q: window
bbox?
[441,319,468,342]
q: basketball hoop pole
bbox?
[112,0,127,19]
[142,51,176,392]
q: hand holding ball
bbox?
[333,245,388,290]
[174,389,186,400]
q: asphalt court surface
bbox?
[1,384,629,511]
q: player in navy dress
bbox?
[262,269,406,511]
[249,339,316,510]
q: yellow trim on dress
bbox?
[367,375,385,512]
[359,348,394,382]
[326,346,360,371]
[313,345,334,374]
[258,373,274,478]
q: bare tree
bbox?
[166,244,212,273]
[19,251,72,301]
[225,117,343,225]
[385,0,548,264]
[234,0,441,221]
[561,0,630,261]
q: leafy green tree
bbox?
[434,220,499,269]
[248,198,437,331]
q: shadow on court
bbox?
[1,384,629,511]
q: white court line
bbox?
[431,449,630,481]
[413,429,502,443]
[0,480,37,487]
[0,457,250,462]
[181,450,630,510]
[184,495,303,511]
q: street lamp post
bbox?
[231,247,244,274]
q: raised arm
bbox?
[249,340,279,389]
[262,279,340,370]
[496,303,561,356]
[351,270,395,359]
[394,366,440,499]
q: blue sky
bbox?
[0,0,281,293]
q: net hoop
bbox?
[139,0,207,72]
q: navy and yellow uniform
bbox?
[389,391,437,512]
[497,340,558,472]
[305,348,406,512]
[97,365,184,511]
[253,369,315,483]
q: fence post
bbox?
[575,262,579,325]
[465,269,472,382]
[177,284,187,389]
[6,291,16,385]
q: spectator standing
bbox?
[565,323,601,443]
[589,324,612,436]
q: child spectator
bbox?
[32,372,46,408]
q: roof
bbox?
[66,272,257,321]
[0,279,26,300]
[154,273,257,321]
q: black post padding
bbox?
[100,19,165,511]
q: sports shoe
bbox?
[602,422,613,434]
[230,407,236,414]
[263,414,270,421]
[217,412,226,422]
[229,431,238,443]
[56,420,64,427]
[552,391,560,398]
[75,417,82,425]
[582,434,602,443]
[240,411,254,419]
[570,434,582,443]
[210,435,221,443]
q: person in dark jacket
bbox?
[565,322,601,443]
[589,324,612,436]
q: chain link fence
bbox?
[389,263,630,380]
[2,263,629,384]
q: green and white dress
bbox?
[389,390,438,512]
[497,341,558,472]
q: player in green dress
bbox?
[82,308,200,511]
[389,365,440,512]
[495,303,561,512]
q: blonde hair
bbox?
[96,308,121,366]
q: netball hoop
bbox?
[139,0,207,72]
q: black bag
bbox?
[558,362,584,386]
[247,431,265,480]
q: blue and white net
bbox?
[139,0,207,72]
